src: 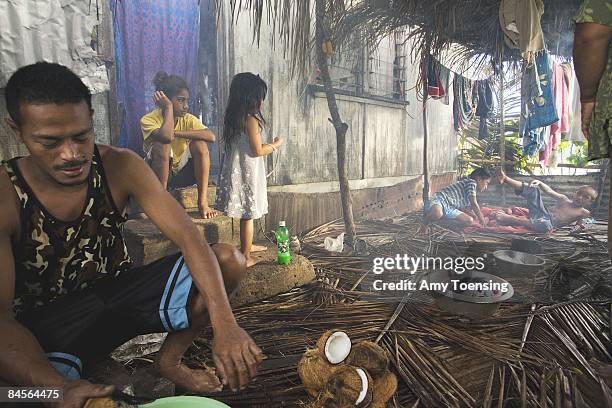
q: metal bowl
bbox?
[492,250,546,278]
[426,270,514,319]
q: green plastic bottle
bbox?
[276,221,291,265]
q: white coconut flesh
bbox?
[324,331,352,364]
[355,368,369,405]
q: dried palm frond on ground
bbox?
[125,213,610,407]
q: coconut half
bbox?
[355,368,369,406]
[323,331,352,364]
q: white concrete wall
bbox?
[218,3,458,188]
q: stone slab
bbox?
[171,185,216,210]
[123,214,236,266]
[230,246,316,307]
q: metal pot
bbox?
[510,238,543,254]
[426,270,514,319]
[492,250,546,278]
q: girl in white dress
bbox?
[216,73,284,267]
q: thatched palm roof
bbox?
[219,0,581,73]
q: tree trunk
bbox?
[315,0,356,246]
[422,64,430,209]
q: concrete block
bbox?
[123,214,237,266]
[171,185,217,210]
[230,247,316,307]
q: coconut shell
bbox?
[83,398,119,408]
[298,348,337,397]
[314,365,374,408]
[371,370,398,408]
[315,330,352,364]
[316,330,335,353]
[346,341,390,379]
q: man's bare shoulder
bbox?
[96,144,155,195]
[0,164,19,236]
[97,144,147,176]
[97,143,141,163]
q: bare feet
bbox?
[496,168,507,184]
[495,211,511,224]
[251,244,267,252]
[245,255,260,267]
[199,203,221,219]
[156,362,223,393]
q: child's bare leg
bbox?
[454,212,475,227]
[190,140,219,219]
[418,204,443,234]
[251,244,267,252]
[496,168,522,190]
[240,218,259,267]
[495,212,531,227]
[151,142,171,189]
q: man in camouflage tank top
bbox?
[573,0,612,255]
[0,62,261,406]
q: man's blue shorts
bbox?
[427,195,463,219]
[16,252,196,380]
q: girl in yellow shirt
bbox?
[141,71,219,218]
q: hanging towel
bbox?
[453,75,477,130]
[523,126,546,156]
[521,50,559,142]
[538,126,553,165]
[476,80,494,139]
[550,62,569,148]
[438,65,451,105]
[499,0,546,63]
[427,54,442,97]
[563,64,585,142]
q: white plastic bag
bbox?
[324,233,345,252]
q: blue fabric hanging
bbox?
[110,0,201,154]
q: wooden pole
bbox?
[315,0,357,246]
[499,64,506,205]
[422,62,430,209]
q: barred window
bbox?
[317,30,407,103]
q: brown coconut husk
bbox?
[346,341,390,379]
[315,330,352,365]
[298,348,337,397]
[83,398,119,408]
[371,370,398,408]
[312,365,374,408]
[315,330,335,353]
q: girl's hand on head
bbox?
[154,91,173,110]
[273,137,284,147]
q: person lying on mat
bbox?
[419,167,492,233]
[0,62,262,407]
[495,169,597,233]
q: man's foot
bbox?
[156,363,223,393]
[251,244,267,252]
[245,255,260,267]
[199,204,221,219]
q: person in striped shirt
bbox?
[419,167,492,233]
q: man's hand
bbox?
[154,91,173,112]
[57,380,114,408]
[211,323,264,392]
[580,101,596,139]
